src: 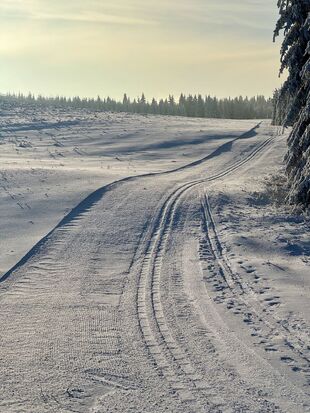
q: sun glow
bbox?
[0,0,282,99]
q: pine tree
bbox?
[193,95,199,117]
[141,93,146,103]
[137,93,147,114]
[274,0,310,208]
[123,93,128,108]
[150,98,158,114]
[168,95,176,115]
[186,95,194,117]
[197,95,205,118]
[178,94,186,116]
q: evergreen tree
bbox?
[151,97,158,114]
[122,93,129,112]
[193,95,199,117]
[197,95,205,118]
[139,93,147,113]
[274,0,310,208]
[168,95,176,115]
[186,95,194,117]
[178,94,186,116]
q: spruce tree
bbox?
[197,95,205,118]
[274,0,310,208]
[151,98,158,114]
[122,93,129,112]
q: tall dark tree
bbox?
[151,97,158,114]
[197,94,205,118]
[122,93,129,112]
[274,0,310,208]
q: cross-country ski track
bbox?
[0,121,309,413]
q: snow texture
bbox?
[0,108,309,413]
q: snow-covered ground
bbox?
[0,108,309,413]
[0,108,257,276]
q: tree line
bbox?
[0,92,273,120]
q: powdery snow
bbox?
[0,107,257,276]
[0,108,309,413]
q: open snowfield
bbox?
[0,107,309,413]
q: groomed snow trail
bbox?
[0,122,309,413]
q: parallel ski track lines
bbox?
[0,123,267,285]
[134,134,277,405]
[137,181,207,407]
[201,193,310,375]
[0,128,278,410]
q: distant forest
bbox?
[0,92,273,120]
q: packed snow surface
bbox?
[0,108,309,413]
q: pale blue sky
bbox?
[0,0,282,99]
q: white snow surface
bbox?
[0,108,309,413]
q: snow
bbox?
[0,108,309,413]
[0,107,257,276]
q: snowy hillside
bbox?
[0,108,257,276]
[0,108,309,413]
